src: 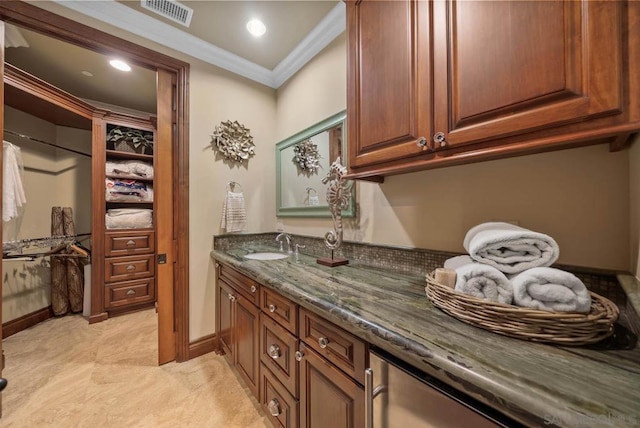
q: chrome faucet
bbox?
[275,233,292,254]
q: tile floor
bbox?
[0,309,268,427]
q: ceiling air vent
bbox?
[141,0,194,27]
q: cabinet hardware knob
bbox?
[416,137,427,148]
[318,337,329,349]
[295,350,304,362]
[228,293,236,302]
[126,264,136,271]
[268,344,281,359]
[433,132,447,147]
[267,398,281,417]
[125,240,136,247]
[126,289,136,296]
[250,285,257,293]
[215,263,220,269]
[268,304,277,313]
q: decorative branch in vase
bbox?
[107,127,154,155]
[317,157,353,267]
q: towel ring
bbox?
[306,187,317,196]
[227,181,243,192]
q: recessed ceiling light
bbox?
[246,19,266,38]
[109,59,131,72]
[81,70,93,77]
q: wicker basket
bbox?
[425,272,619,345]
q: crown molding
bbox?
[273,2,346,88]
[50,0,345,89]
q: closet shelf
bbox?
[106,201,153,205]
[105,174,153,182]
[106,150,154,161]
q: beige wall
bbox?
[276,32,632,272]
[2,107,92,323]
[630,135,640,277]
[275,34,347,235]
[188,60,276,340]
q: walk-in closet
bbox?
[1,22,160,349]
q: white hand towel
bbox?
[308,195,320,206]
[221,191,247,233]
[511,267,591,313]
[445,256,514,304]
[3,141,27,222]
[463,222,559,274]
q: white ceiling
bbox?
[4,1,344,114]
[51,0,345,88]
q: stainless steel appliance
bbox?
[366,348,517,428]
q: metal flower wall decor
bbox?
[210,120,255,164]
[292,138,322,176]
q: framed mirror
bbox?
[276,111,355,217]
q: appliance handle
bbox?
[365,368,374,428]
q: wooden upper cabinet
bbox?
[347,0,433,168]
[433,0,623,149]
[346,0,636,179]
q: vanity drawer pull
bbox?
[125,240,136,247]
[267,398,281,417]
[126,289,136,296]
[295,350,304,362]
[318,337,329,349]
[126,264,136,271]
[268,304,277,313]
[268,344,281,359]
[250,285,257,293]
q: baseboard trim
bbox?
[188,333,217,360]
[89,312,109,324]
[2,306,53,339]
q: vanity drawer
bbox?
[260,313,298,398]
[105,230,155,257]
[104,277,155,309]
[299,308,367,385]
[260,363,299,428]
[219,263,260,306]
[261,287,298,334]
[105,254,155,283]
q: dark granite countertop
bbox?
[211,244,640,428]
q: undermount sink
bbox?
[244,252,289,261]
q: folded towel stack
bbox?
[221,191,247,233]
[441,222,591,313]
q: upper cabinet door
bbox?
[347,0,433,168]
[433,0,623,149]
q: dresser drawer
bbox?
[105,254,155,283]
[105,230,155,257]
[218,263,260,305]
[299,308,367,385]
[260,313,298,398]
[260,363,299,428]
[104,277,155,309]
[261,287,298,334]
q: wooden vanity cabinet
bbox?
[215,263,261,397]
[215,262,366,428]
[347,0,638,179]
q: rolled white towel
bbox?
[447,257,514,304]
[444,255,475,270]
[511,267,591,313]
[463,222,559,274]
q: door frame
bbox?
[0,2,190,362]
